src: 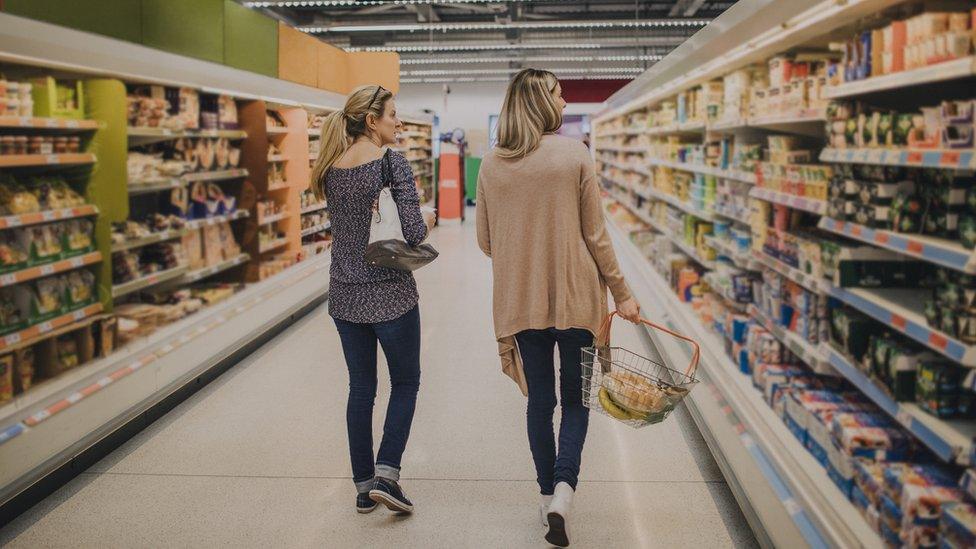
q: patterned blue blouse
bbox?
[324,150,428,324]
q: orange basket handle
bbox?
[600,312,700,378]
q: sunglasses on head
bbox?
[367,86,385,111]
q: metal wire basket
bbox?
[582,315,700,428]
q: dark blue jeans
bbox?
[333,305,421,493]
[515,327,593,495]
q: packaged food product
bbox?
[65,271,94,306]
[901,484,964,529]
[63,219,94,254]
[830,412,912,460]
[0,353,13,403]
[916,360,964,418]
[13,347,34,393]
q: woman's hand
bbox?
[616,298,641,323]
[423,211,436,232]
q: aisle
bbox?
[1,218,756,548]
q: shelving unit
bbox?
[0,252,102,288]
[0,153,96,168]
[111,265,189,298]
[398,119,436,208]
[0,205,98,229]
[594,1,976,546]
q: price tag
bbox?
[867,149,884,163]
[907,151,923,165]
[44,118,58,128]
[39,264,54,276]
[851,225,862,237]
[907,240,924,254]
[73,310,86,321]
[0,274,16,286]
[4,332,20,346]
[70,257,84,268]
[891,314,907,330]
[67,392,83,404]
[38,321,53,332]
[941,151,961,167]
[929,332,949,350]
[66,120,80,129]
[875,232,890,245]
[45,154,59,165]
[98,377,112,387]
[6,217,21,228]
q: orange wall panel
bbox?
[277,22,317,88]
[316,42,348,95]
[347,52,401,94]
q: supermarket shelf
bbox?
[257,211,292,226]
[112,265,189,298]
[749,304,832,375]
[645,186,715,221]
[708,118,749,132]
[399,130,428,138]
[301,222,331,237]
[0,153,96,168]
[605,215,880,548]
[127,177,182,194]
[752,250,829,294]
[703,272,749,312]
[301,202,328,215]
[827,286,976,367]
[647,157,757,184]
[820,147,976,171]
[259,237,289,254]
[704,236,758,271]
[596,145,647,154]
[0,252,101,288]
[127,126,247,140]
[0,205,98,230]
[749,187,827,215]
[599,158,651,176]
[0,303,103,352]
[818,217,975,274]
[0,117,99,131]
[611,190,714,268]
[826,56,976,99]
[646,121,707,136]
[597,127,646,137]
[748,110,827,131]
[266,126,289,135]
[713,204,752,226]
[182,168,249,183]
[111,228,188,253]
[824,346,976,465]
[179,253,250,284]
[184,210,249,230]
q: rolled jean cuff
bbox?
[354,477,375,493]
[375,463,400,482]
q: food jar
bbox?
[54,137,68,154]
[13,136,28,155]
[68,136,81,153]
[4,98,19,117]
[18,99,32,117]
[0,136,14,155]
[39,137,53,155]
[28,136,43,155]
[17,82,30,101]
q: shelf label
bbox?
[70,257,84,268]
[907,240,925,254]
[38,321,53,332]
[941,151,961,167]
[72,310,86,321]
[41,211,55,222]
[0,274,15,286]
[891,314,907,330]
[16,117,30,127]
[45,154,59,165]
[851,225,862,237]
[66,120,80,129]
[875,232,890,245]
[929,332,950,350]
[44,118,58,128]
[907,151,923,164]
[39,264,54,276]
[4,332,20,346]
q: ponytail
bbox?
[310,84,394,202]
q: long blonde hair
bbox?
[311,84,394,200]
[495,69,563,159]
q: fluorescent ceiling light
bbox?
[347,43,603,52]
[398,55,665,65]
[400,74,637,84]
[402,67,642,76]
[245,1,536,6]
[300,19,709,33]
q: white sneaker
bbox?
[545,482,574,547]
[540,495,553,528]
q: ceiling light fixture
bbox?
[299,19,709,33]
[402,67,643,76]
[398,54,665,65]
[399,74,639,84]
[245,1,538,7]
[347,43,604,53]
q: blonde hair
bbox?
[311,84,394,200]
[495,69,563,159]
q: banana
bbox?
[599,387,636,421]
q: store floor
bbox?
[1,216,757,548]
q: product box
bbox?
[916,360,963,418]
[12,347,34,394]
[0,353,13,403]
[831,307,882,361]
[35,322,94,378]
[900,484,964,529]
[855,459,888,507]
[830,412,912,461]
[852,482,882,533]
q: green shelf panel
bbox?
[83,79,129,313]
[141,0,225,65]
[3,0,142,43]
[223,0,278,78]
[464,156,481,202]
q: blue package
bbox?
[828,459,853,499]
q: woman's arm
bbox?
[476,173,491,257]
[579,149,632,303]
[389,152,429,246]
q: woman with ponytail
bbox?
[313,85,431,515]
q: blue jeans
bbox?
[515,327,593,495]
[333,306,421,493]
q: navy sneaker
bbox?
[357,491,378,514]
[369,478,413,514]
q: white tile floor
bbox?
[1,217,757,548]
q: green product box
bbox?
[915,360,963,418]
[831,307,881,362]
[31,77,86,120]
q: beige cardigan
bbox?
[476,134,633,395]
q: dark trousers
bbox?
[333,306,421,491]
[515,327,593,495]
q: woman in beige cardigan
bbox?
[476,69,639,548]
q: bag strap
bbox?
[380,148,393,189]
[598,312,701,378]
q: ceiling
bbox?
[240,1,735,84]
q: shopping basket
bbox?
[582,312,700,428]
